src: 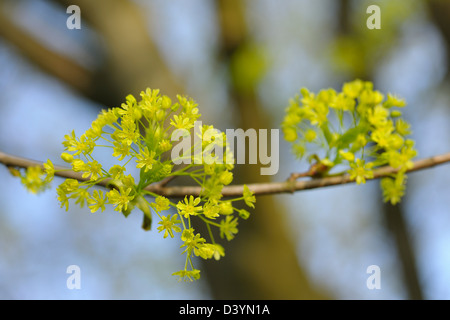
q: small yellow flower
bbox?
[108,165,126,180]
[359,89,384,106]
[330,92,355,111]
[112,141,130,161]
[388,146,417,170]
[220,215,239,241]
[152,196,171,212]
[368,105,389,128]
[82,160,102,181]
[170,114,194,130]
[304,129,317,142]
[339,150,355,162]
[384,93,406,108]
[72,159,87,172]
[219,171,233,185]
[43,159,55,183]
[21,166,47,194]
[283,127,298,142]
[87,190,107,213]
[172,269,201,282]
[395,119,412,136]
[342,79,364,98]
[371,126,394,149]
[243,184,255,209]
[158,139,172,153]
[135,147,156,172]
[107,187,133,213]
[349,159,374,185]
[219,201,234,215]
[203,203,220,219]
[381,176,405,205]
[157,214,182,238]
[176,196,202,219]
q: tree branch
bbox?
[1,150,449,198]
[0,6,94,96]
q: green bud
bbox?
[61,152,74,163]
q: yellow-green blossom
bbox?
[157,214,182,238]
[83,160,102,181]
[238,209,250,220]
[243,185,256,208]
[203,202,220,219]
[395,119,412,136]
[170,114,194,130]
[63,132,95,156]
[108,165,126,180]
[72,159,87,172]
[57,187,70,211]
[43,159,55,183]
[209,243,225,260]
[135,147,157,172]
[180,228,206,256]
[388,146,417,170]
[342,79,364,98]
[220,215,239,241]
[330,92,355,111]
[35,87,256,281]
[283,126,298,142]
[219,201,234,215]
[368,105,389,128]
[115,115,140,146]
[359,89,384,106]
[339,150,355,162]
[87,190,107,213]
[384,93,406,108]
[219,171,233,185]
[61,152,74,163]
[112,141,130,161]
[381,176,405,205]
[107,187,133,212]
[176,196,202,219]
[20,166,47,194]
[158,139,172,153]
[304,129,317,142]
[73,188,90,208]
[172,269,201,282]
[349,159,374,184]
[59,179,79,193]
[152,196,171,212]
[371,126,394,149]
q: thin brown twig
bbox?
[156,175,177,187]
[288,170,312,182]
[1,150,449,198]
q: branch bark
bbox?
[1,150,449,198]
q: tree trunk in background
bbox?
[383,202,423,299]
[197,0,328,299]
[427,0,450,80]
[336,0,424,299]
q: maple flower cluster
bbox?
[18,89,255,281]
[282,79,417,204]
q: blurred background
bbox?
[0,0,449,299]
